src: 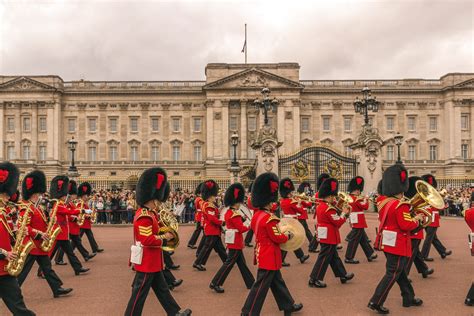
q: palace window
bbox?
[429,116,438,132]
[301,117,310,132]
[22,143,30,160]
[462,144,469,159]
[172,145,181,161]
[7,117,14,132]
[322,117,331,131]
[151,117,160,132]
[39,145,47,161]
[193,117,202,133]
[23,117,31,132]
[130,144,139,161]
[429,145,438,161]
[386,116,394,131]
[130,117,139,132]
[194,145,202,161]
[461,114,470,130]
[229,116,238,131]
[343,117,352,132]
[68,118,76,132]
[407,116,416,131]
[88,144,97,161]
[39,117,47,132]
[248,116,257,131]
[109,118,118,133]
[386,145,394,161]
[408,145,416,160]
[109,145,118,161]
[88,118,97,133]
[7,145,15,160]
[151,145,160,161]
[172,117,181,133]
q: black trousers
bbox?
[421,226,447,258]
[345,228,374,260]
[310,243,347,281]
[56,234,90,262]
[18,255,63,294]
[281,248,305,262]
[242,269,294,316]
[406,239,429,275]
[309,234,319,252]
[0,275,35,316]
[244,229,254,245]
[163,269,176,287]
[211,249,255,288]
[51,240,83,272]
[370,253,415,306]
[194,235,227,266]
[196,235,206,258]
[163,251,174,268]
[299,219,313,243]
[80,229,100,253]
[124,271,181,316]
[187,222,202,247]
[467,283,474,300]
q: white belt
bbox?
[351,212,363,215]
[283,214,298,218]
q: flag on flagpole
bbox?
[241,40,246,53]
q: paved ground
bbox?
[1,213,472,316]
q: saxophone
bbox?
[6,205,34,276]
[75,199,86,226]
[90,204,98,223]
[157,203,180,252]
[40,199,62,252]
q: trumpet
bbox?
[406,180,445,228]
[290,193,316,204]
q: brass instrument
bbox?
[290,192,316,204]
[407,180,445,228]
[40,199,62,252]
[335,192,353,214]
[75,199,86,226]
[157,203,180,252]
[90,204,98,223]
[278,217,305,251]
[6,205,34,276]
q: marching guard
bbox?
[309,178,353,288]
[77,182,104,254]
[368,164,423,314]
[420,174,452,261]
[279,178,310,265]
[17,170,73,298]
[210,183,255,293]
[296,182,315,249]
[193,180,227,271]
[124,167,191,316]
[187,182,204,250]
[464,192,474,306]
[241,172,303,316]
[0,162,35,316]
[244,182,255,247]
[308,173,330,253]
[344,176,377,264]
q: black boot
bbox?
[368,302,389,314]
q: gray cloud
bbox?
[0,0,472,80]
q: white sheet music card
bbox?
[317,227,328,239]
[382,230,397,247]
[130,242,143,265]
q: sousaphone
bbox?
[278,217,305,251]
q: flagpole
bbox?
[245,23,247,64]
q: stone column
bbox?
[205,100,214,160]
[240,100,248,158]
[31,101,38,161]
[0,102,4,159]
[291,99,301,151]
[53,100,61,161]
[222,100,229,159]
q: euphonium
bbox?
[335,192,353,214]
[407,180,445,228]
[6,206,34,276]
[40,199,62,252]
[158,204,180,252]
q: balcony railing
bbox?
[63,80,206,90]
[300,79,442,88]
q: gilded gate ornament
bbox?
[324,159,343,179]
[291,160,310,183]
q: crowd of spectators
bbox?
[441,185,473,216]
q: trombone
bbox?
[290,192,316,204]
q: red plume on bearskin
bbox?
[77,182,92,197]
[136,167,168,207]
[0,162,19,197]
[224,183,245,207]
[318,178,339,198]
[22,170,46,201]
[279,177,295,198]
[347,176,365,192]
[251,172,279,208]
[26,177,34,190]
[49,175,69,199]
[201,179,218,201]
[381,164,409,196]
[421,174,437,189]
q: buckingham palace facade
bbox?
[1,63,473,188]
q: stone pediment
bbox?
[203,68,304,90]
[0,77,56,91]
[454,78,474,89]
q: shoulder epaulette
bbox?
[395,200,411,209]
[326,206,338,213]
[230,210,242,219]
[266,214,280,224]
[377,197,397,210]
[135,209,153,220]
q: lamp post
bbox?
[394,132,404,164]
[353,86,380,126]
[254,87,278,126]
[68,137,78,174]
[229,132,240,183]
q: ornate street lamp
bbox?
[254,87,278,126]
[394,132,404,164]
[353,86,380,126]
[68,137,78,173]
[231,132,239,167]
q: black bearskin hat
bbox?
[297,182,312,194]
[9,190,20,203]
[318,178,339,199]
[159,182,171,203]
[201,180,219,201]
[78,182,92,197]
[279,177,295,198]
[224,183,245,207]
[194,182,203,196]
[381,164,409,197]
[421,174,437,189]
[68,180,78,195]
[377,180,383,195]
[348,176,364,193]
[251,172,279,208]
[22,170,47,200]
[317,173,330,190]
[0,162,19,197]
[136,167,167,207]
[405,176,422,199]
[50,175,70,199]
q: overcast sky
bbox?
[0,0,472,81]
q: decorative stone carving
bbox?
[365,144,379,175]
[285,111,293,119]
[239,74,267,87]
[214,112,222,120]
[251,125,283,175]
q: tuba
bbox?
[6,205,34,276]
[407,180,445,228]
[158,203,180,252]
[40,199,62,252]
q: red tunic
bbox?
[132,208,165,273]
[379,200,419,257]
[20,202,49,256]
[316,201,346,245]
[224,209,249,250]
[202,202,223,236]
[0,212,13,276]
[312,192,322,220]
[55,202,74,241]
[280,198,305,219]
[465,207,474,232]
[427,206,441,228]
[81,216,92,230]
[349,195,369,229]
[194,197,202,223]
[376,195,388,221]
[252,210,288,270]
[67,202,81,236]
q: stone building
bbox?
[0,63,473,189]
